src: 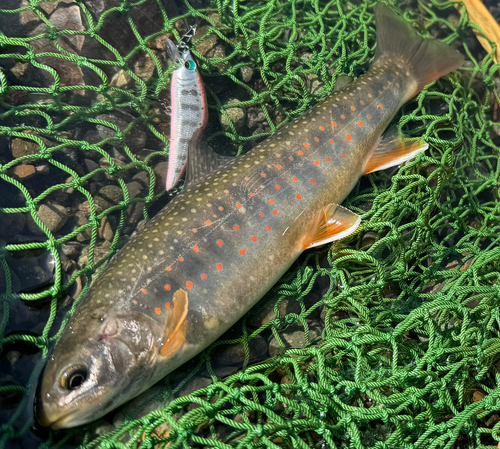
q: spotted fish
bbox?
[165,39,208,191]
[37,4,463,429]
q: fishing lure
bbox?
[164,37,208,191]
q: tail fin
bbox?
[374,3,464,98]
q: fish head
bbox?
[37,304,160,429]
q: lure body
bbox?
[165,40,208,191]
[37,4,463,429]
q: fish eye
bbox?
[61,365,88,390]
[184,60,196,70]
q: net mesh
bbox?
[1,0,500,447]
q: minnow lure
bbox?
[165,38,208,191]
[37,4,463,429]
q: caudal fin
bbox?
[374,3,464,98]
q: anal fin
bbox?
[160,288,189,357]
[302,204,361,249]
[364,130,428,174]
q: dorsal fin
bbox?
[185,128,234,186]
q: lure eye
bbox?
[61,365,88,390]
[184,60,196,70]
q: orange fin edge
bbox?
[364,135,428,175]
[160,288,189,357]
[302,204,361,249]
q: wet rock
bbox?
[35,163,50,174]
[212,335,268,367]
[74,211,93,242]
[240,66,254,83]
[95,185,123,211]
[11,165,36,180]
[248,298,302,329]
[134,53,156,81]
[0,212,26,238]
[60,242,81,260]
[36,203,69,233]
[109,69,132,89]
[268,322,322,357]
[247,106,267,130]
[10,61,29,80]
[96,111,147,152]
[99,216,114,241]
[206,44,227,71]
[220,99,246,133]
[192,26,218,56]
[154,161,168,193]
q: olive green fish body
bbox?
[38,4,464,429]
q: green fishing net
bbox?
[1,0,500,447]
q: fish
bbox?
[37,3,463,429]
[164,39,208,191]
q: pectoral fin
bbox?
[302,204,361,249]
[364,130,428,174]
[160,288,189,357]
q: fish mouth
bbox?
[38,407,89,430]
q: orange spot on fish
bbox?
[289,156,294,161]
[186,281,193,289]
[341,114,345,120]
[192,228,198,233]
[276,153,281,158]
[274,184,281,191]
[266,225,271,231]
[251,235,257,242]
[378,103,383,109]
[368,93,372,98]
[346,134,352,141]
[239,248,246,255]
[224,189,229,193]
[360,100,365,105]
[245,177,250,181]
[165,284,171,291]
[367,114,372,119]
[324,170,328,174]
[216,239,223,246]
[201,273,207,280]
[216,263,223,271]
[319,126,325,131]
[233,224,240,230]
[351,106,356,111]
[304,143,310,148]
[154,308,161,315]
[235,202,242,209]
[193,245,199,252]
[341,153,346,158]
[326,156,331,162]
[261,173,266,177]
[166,266,171,271]
[357,121,363,127]
[329,139,334,144]
[179,256,184,262]
[314,137,319,143]
[296,193,302,199]
[133,300,138,304]
[292,176,298,182]
[205,220,212,226]
[141,288,147,294]
[249,192,255,197]
[298,150,304,156]
[259,212,265,217]
[314,160,320,166]
[272,209,278,215]
[310,179,316,184]
[276,164,282,169]
[332,121,337,127]
[269,199,274,204]
[219,206,224,211]
[165,302,171,309]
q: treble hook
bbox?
[178,25,197,49]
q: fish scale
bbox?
[38,3,464,429]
